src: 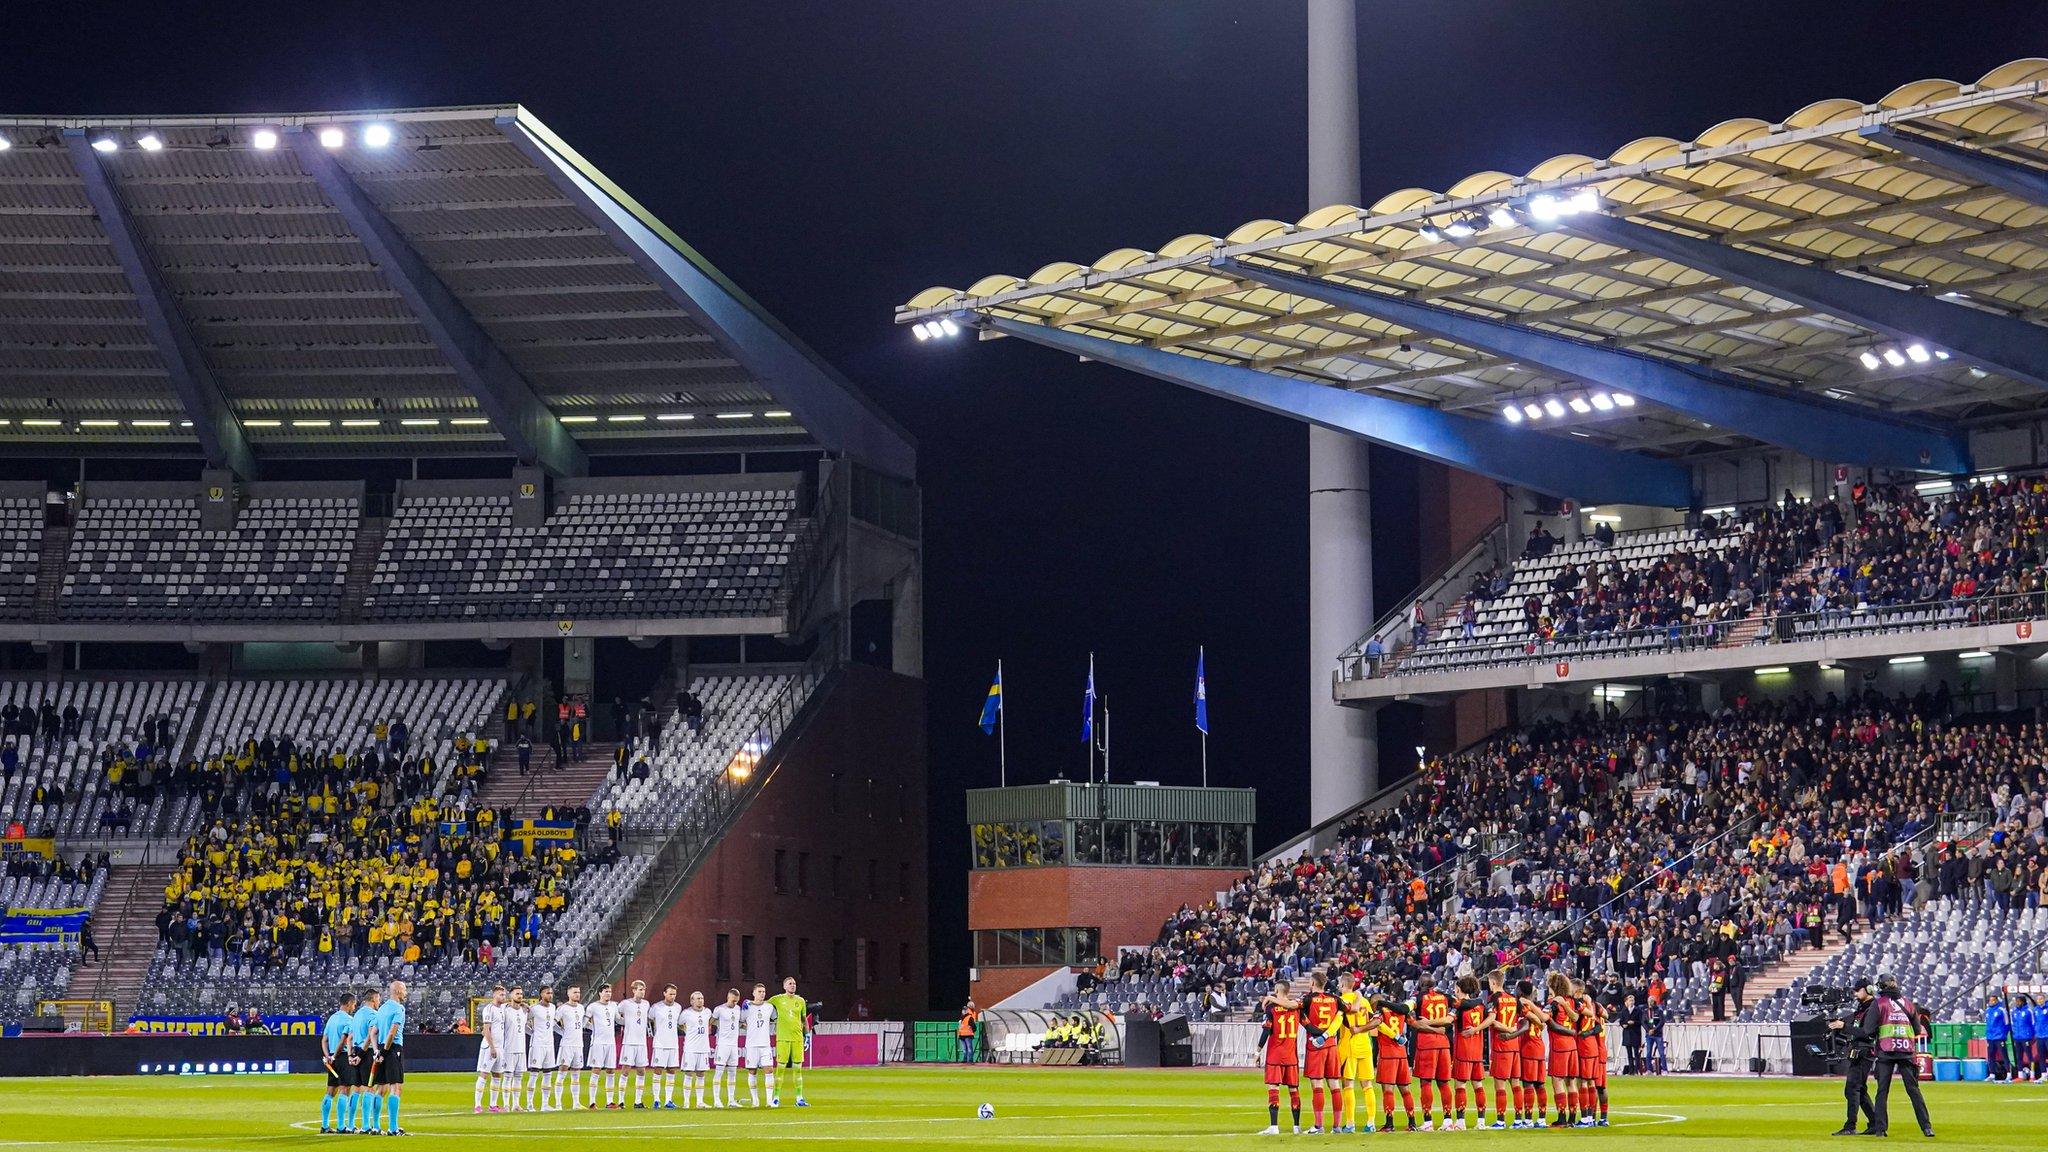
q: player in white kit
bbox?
[555,986,588,1110]
[501,987,530,1111]
[681,990,715,1108]
[525,985,558,1111]
[649,985,683,1109]
[618,979,652,1108]
[585,984,620,1108]
[712,988,745,1107]
[474,985,509,1113]
[743,982,778,1107]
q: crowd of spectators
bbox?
[1107,685,2048,1022]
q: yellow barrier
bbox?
[35,999,113,1034]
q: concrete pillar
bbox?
[891,563,924,678]
[199,469,238,531]
[511,466,547,529]
[670,636,691,689]
[1993,652,2019,711]
[1305,0,1377,823]
[564,636,594,698]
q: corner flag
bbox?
[1195,648,1209,735]
[1082,654,1096,744]
[979,665,1003,734]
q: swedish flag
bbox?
[979,664,1003,734]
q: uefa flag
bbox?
[1082,654,1097,744]
[1195,649,1209,735]
[979,666,1003,734]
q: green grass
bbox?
[0,1067,2036,1151]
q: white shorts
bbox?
[587,1039,617,1070]
[619,1039,648,1068]
[529,1054,556,1073]
[560,1043,586,1070]
[715,1047,740,1069]
[683,1051,710,1073]
[652,1045,680,1071]
[477,1044,503,1075]
[746,1046,773,1069]
[505,1049,529,1074]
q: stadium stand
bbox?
[594,672,796,832]
[364,476,801,623]
[60,485,359,623]
[0,484,42,623]
[0,854,108,1027]
[0,678,206,839]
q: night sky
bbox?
[8,1,2044,1006]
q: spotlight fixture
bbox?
[1568,396,1591,414]
[1522,403,1543,420]
[1612,393,1634,407]
[318,127,346,149]
[251,129,279,150]
[940,317,961,336]
[1486,206,1516,230]
[0,133,11,152]
[1442,219,1477,239]
[91,135,119,153]
[1858,351,1882,370]
[1502,404,1524,423]
[362,124,393,148]
[136,133,164,152]
[1543,398,1566,419]
[1905,343,1930,364]
[1527,188,1601,223]
[1417,225,1441,242]
[912,322,932,341]
[1589,392,1614,411]
[1881,348,1906,367]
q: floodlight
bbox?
[1612,393,1635,407]
[1568,397,1591,414]
[91,136,119,153]
[136,133,164,152]
[1502,405,1523,423]
[1589,392,1614,411]
[1858,351,1882,370]
[362,124,393,148]
[251,129,279,150]
[1882,348,1906,367]
[1543,399,1566,419]
[319,127,345,149]
[1522,404,1543,420]
[1905,344,1930,363]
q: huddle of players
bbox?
[319,981,411,1136]
[473,976,811,1115]
[1259,968,1611,1135]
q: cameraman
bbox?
[1827,979,1876,1136]
[1864,974,1934,1139]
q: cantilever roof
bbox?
[0,104,912,475]
[900,58,2048,462]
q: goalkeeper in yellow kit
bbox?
[1336,971,1380,1133]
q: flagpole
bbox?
[997,659,1007,789]
[1086,653,1096,786]
[1198,645,1209,787]
[1102,693,1110,785]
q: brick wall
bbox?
[623,664,928,1020]
[965,864,1242,1003]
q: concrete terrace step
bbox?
[470,740,619,815]
[64,863,178,1026]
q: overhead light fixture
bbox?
[1442,219,1476,239]
[243,419,281,427]
[1905,343,1931,364]
[362,124,393,148]
[341,419,381,427]
[1487,206,1516,230]
[557,415,596,424]
[0,133,13,152]
[1527,188,1600,224]
[656,413,696,422]
[1754,666,1790,676]
[1882,348,1906,367]
[1543,399,1566,418]
[1933,349,1950,360]
[251,129,279,151]
[1502,404,1524,423]
[79,419,119,428]
[1612,393,1635,407]
[763,410,792,418]
[290,419,330,428]
[318,127,346,149]
[1417,225,1441,242]
[1589,392,1614,411]
[130,419,169,428]
[939,318,961,336]
[400,417,441,426]
[912,322,932,341]
[1522,403,1543,420]
[1567,396,1591,414]
[136,133,164,152]
[1858,351,1882,370]
[715,412,752,420]
[1960,650,1995,660]
[90,136,119,153]
[607,414,646,423]
[21,419,61,427]
[1888,655,1925,666]
[449,417,491,426]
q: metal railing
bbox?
[572,648,838,990]
[1338,518,1505,667]
[1341,588,2048,684]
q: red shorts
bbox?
[1414,1047,1452,1082]
[1582,1049,1607,1086]
[1303,1043,1342,1080]
[1264,1061,1300,1087]
[1452,1057,1486,1082]
[1520,1053,1546,1083]
[1490,1049,1521,1082]
[1375,1056,1411,1086]
[1548,1044,1580,1080]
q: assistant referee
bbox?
[371,980,409,1136]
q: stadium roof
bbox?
[0,104,914,477]
[900,58,2048,504]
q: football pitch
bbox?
[0,1068,2039,1151]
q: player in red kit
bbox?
[1374,996,1418,1132]
[1541,971,1583,1127]
[1449,975,1490,1131]
[1257,981,1302,1135]
[1516,978,1549,1128]
[1412,983,1454,1130]
[1573,981,1609,1127]
[1298,969,1346,1134]
[1487,971,1528,1130]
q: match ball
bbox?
[977,1102,996,1120]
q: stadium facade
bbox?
[0,106,927,1026]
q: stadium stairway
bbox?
[471,740,618,815]
[339,516,388,624]
[62,863,176,1025]
[32,524,68,625]
[1680,928,1861,1023]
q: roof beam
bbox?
[1568,211,2048,394]
[289,129,588,477]
[1221,258,1969,475]
[979,315,1694,507]
[1861,124,2048,208]
[498,113,916,480]
[63,131,258,478]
